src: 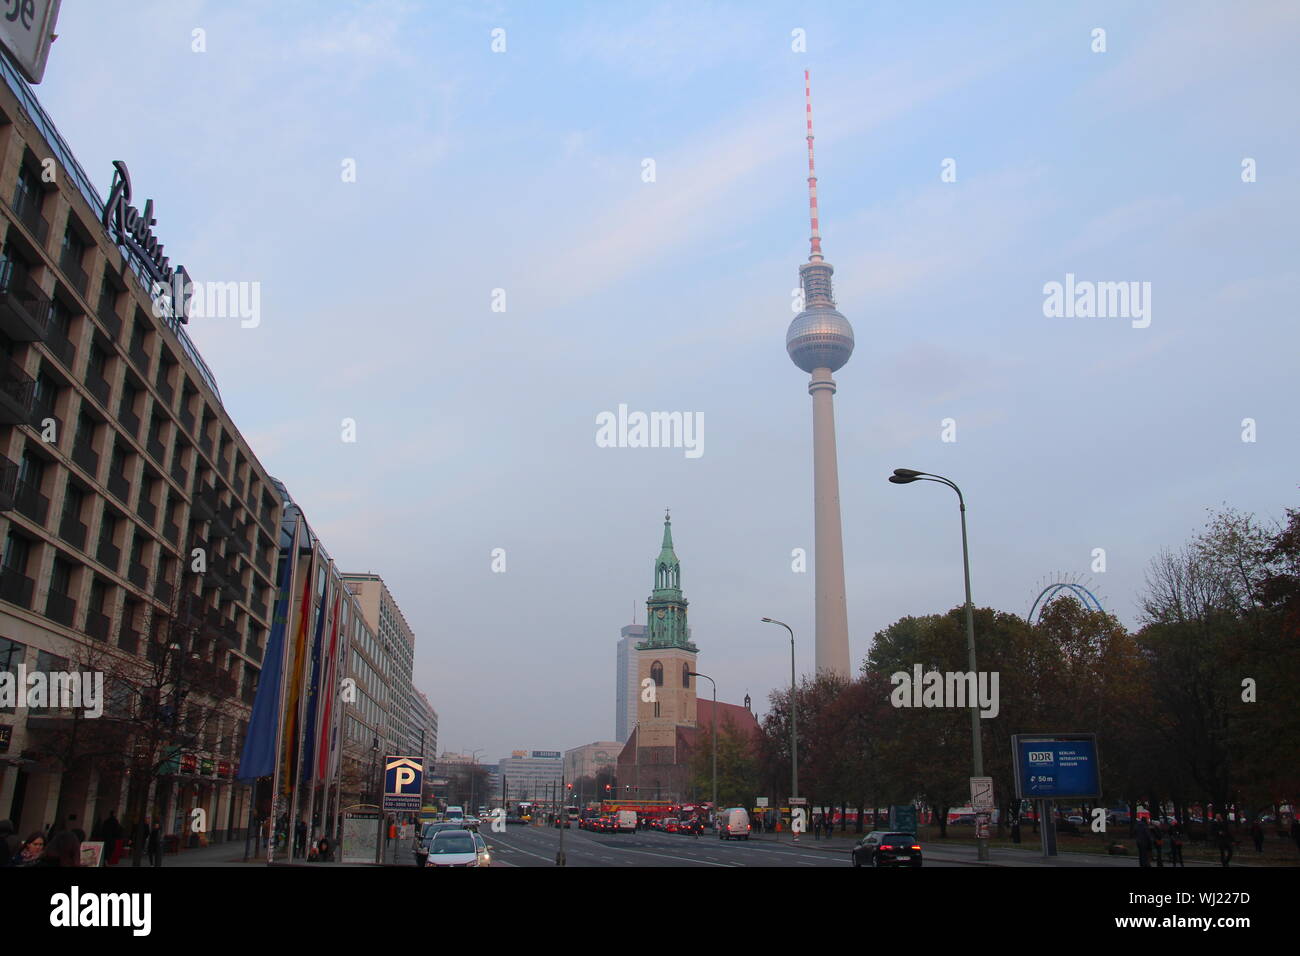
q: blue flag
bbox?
[236,528,296,781]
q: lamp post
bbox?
[688,671,717,818]
[761,618,798,826]
[888,468,988,861]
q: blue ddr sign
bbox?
[384,756,423,811]
[1011,734,1101,800]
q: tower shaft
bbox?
[810,368,850,677]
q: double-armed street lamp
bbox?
[888,468,988,861]
[688,671,717,816]
[760,618,798,823]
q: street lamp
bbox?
[760,618,798,822]
[888,468,988,861]
[688,671,717,818]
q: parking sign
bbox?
[384,755,423,811]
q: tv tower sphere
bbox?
[786,305,854,373]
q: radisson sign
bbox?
[101,160,180,294]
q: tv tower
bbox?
[786,70,853,678]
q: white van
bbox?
[445,806,465,824]
[616,810,638,833]
[718,807,751,840]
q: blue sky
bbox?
[34,1,1299,759]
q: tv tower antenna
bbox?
[805,69,823,263]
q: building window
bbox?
[682,663,690,688]
[650,661,663,686]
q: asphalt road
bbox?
[460,825,965,867]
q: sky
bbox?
[30,1,1299,761]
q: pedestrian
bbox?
[1250,818,1264,853]
[1135,819,1152,867]
[34,831,81,867]
[101,811,123,865]
[14,831,45,866]
[1291,815,1300,854]
[1214,814,1234,867]
[295,819,307,858]
[317,834,331,862]
[1011,817,1022,844]
[1151,822,1164,867]
[1168,822,1185,867]
[148,821,163,867]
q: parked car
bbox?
[424,829,491,867]
[851,831,923,868]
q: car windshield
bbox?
[430,833,476,854]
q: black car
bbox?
[851,831,923,868]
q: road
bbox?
[446,825,968,867]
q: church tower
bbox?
[634,511,698,757]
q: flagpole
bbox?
[267,511,302,864]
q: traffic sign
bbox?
[384,755,423,811]
[756,797,769,808]
[789,796,807,805]
[970,776,994,810]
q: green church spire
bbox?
[640,510,697,652]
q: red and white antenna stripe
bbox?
[805,69,823,262]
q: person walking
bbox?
[1291,815,1300,854]
[1152,822,1164,867]
[101,811,123,866]
[1250,818,1264,853]
[295,819,308,859]
[147,820,163,867]
[1213,814,1234,867]
[1135,819,1152,867]
[1168,821,1185,867]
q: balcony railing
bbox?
[0,352,34,424]
[43,319,76,370]
[118,405,140,438]
[85,608,111,641]
[127,561,149,589]
[170,456,188,491]
[154,578,174,605]
[0,566,35,609]
[136,496,156,527]
[96,537,120,572]
[11,191,49,245]
[178,406,195,433]
[145,431,166,464]
[85,365,110,408]
[71,439,99,477]
[28,398,60,441]
[58,511,87,551]
[96,299,121,340]
[13,477,49,525]
[156,378,174,407]
[45,589,76,627]
[0,258,52,342]
[163,521,180,546]
[106,470,131,504]
[254,550,271,581]
[59,251,89,298]
[128,338,150,374]
[197,433,212,458]
[0,454,17,511]
[191,484,216,521]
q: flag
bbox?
[280,546,314,793]
[317,584,343,781]
[299,563,331,784]
[236,516,298,781]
